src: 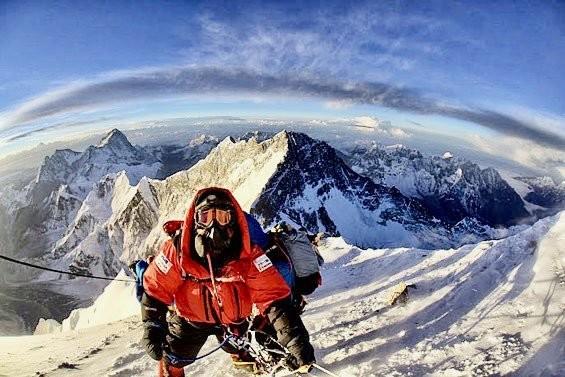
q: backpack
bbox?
[267,225,324,296]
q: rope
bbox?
[0,254,135,283]
[193,337,228,360]
[312,363,342,377]
[164,337,228,366]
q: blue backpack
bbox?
[245,213,296,290]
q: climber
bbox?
[138,187,315,376]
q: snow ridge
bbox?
[345,141,529,226]
[9,129,161,261]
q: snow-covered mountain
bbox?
[8,129,161,260]
[250,132,451,247]
[344,142,529,226]
[152,134,220,179]
[1,128,542,335]
[44,131,533,282]
[46,174,131,279]
[237,130,276,143]
[32,129,159,200]
[48,131,459,279]
[514,176,565,210]
[0,131,214,300]
[5,211,563,377]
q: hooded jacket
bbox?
[143,187,291,325]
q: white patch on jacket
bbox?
[155,253,172,274]
[253,254,273,272]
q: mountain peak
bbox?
[274,130,312,145]
[188,134,219,147]
[217,135,237,147]
[98,129,132,149]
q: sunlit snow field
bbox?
[1,212,563,377]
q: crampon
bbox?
[224,329,292,375]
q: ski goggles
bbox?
[195,208,232,227]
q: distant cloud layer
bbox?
[1,66,564,149]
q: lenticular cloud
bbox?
[2,66,563,149]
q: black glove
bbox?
[267,298,315,370]
[140,292,169,361]
[141,321,167,360]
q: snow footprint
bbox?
[108,363,147,377]
[112,349,146,369]
[103,333,120,345]
[109,346,151,377]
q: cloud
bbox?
[352,116,412,138]
[390,128,411,139]
[0,66,563,149]
[184,3,446,80]
[324,100,353,110]
[469,134,565,181]
[353,116,379,130]
[3,117,119,142]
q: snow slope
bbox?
[1,211,563,377]
[57,270,138,332]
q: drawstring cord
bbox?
[206,253,224,309]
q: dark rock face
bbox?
[0,282,84,335]
[515,177,565,210]
[0,203,17,283]
[443,165,528,226]
[525,190,564,208]
[252,132,449,248]
[345,143,529,226]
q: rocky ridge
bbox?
[344,142,529,226]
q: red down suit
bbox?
[143,187,291,325]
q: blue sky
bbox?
[0,0,564,165]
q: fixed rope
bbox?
[0,254,135,283]
[1,255,343,376]
[164,336,229,366]
[312,363,342,377]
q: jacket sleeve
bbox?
[140,291,168,361]
[143,239,183,305]
[246,245,291,314]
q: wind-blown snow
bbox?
[2,212,563,376]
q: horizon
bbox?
[0,123,553,188]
